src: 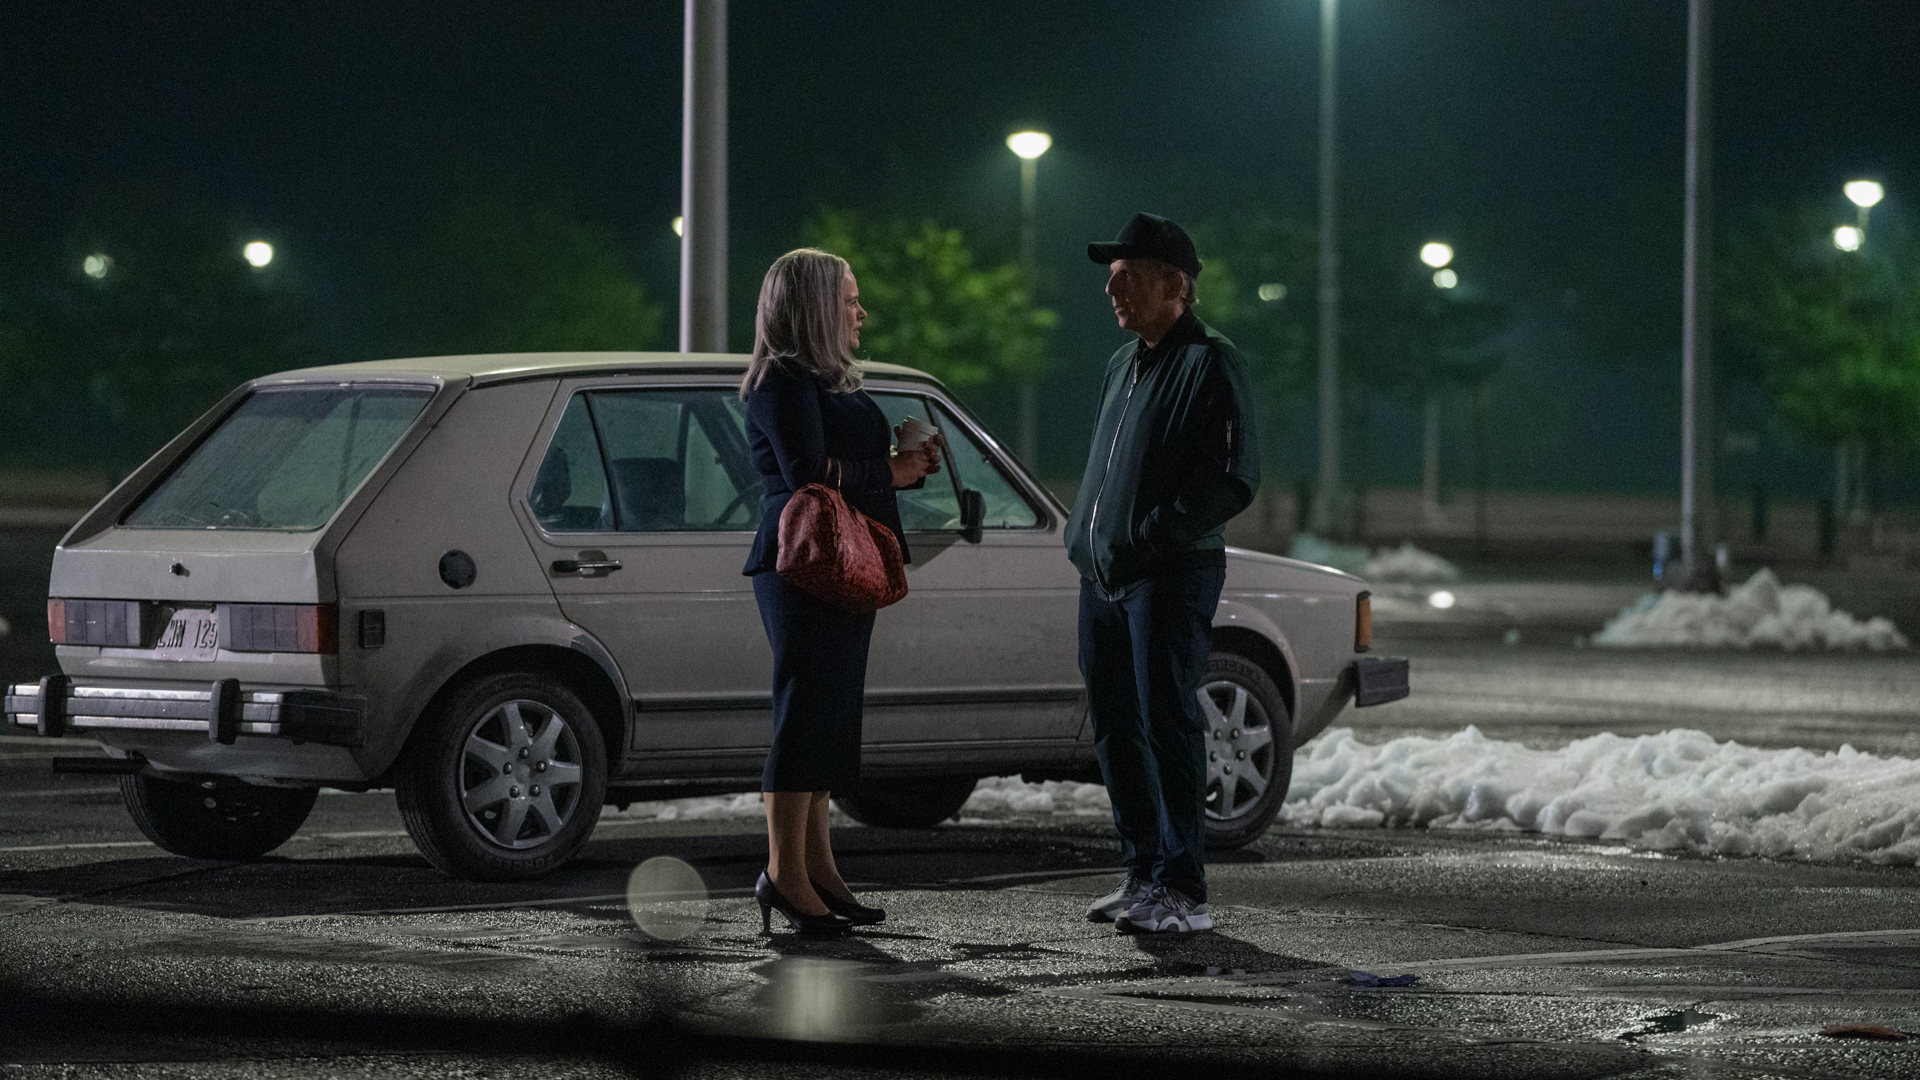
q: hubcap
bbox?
[1197,679,1276,821]
[457,699,585,850]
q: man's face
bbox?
[1104,258,1184,339]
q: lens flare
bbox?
[1428,590,1457,610]
[1833,225,1863,252]
[626,856,708,940]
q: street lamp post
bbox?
[1678,0,1718,588]
[1311,0,1343,536]
[1419,243,1454,528]
[1832,180,1885,524]
[1007,130,1051,468]
[679,0,728,354]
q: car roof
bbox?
[258,352,944,390]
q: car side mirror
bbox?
[959,489,984,544]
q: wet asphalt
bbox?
[4,539,1920,1076]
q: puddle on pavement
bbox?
[1618,1007,1722,1041]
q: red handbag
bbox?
[776,476,908,613]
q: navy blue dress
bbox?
[742,361,907,794]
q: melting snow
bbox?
[1593,568,1908,651]
[1286,726,1920,865]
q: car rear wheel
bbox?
[120,774,317,860]
[1200,650,1293,850]
[396,672,607,882]
[833,775,978,829]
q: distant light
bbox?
[1257,282,1287,302]
[1833,225,1863,252]
[82,254,112,279]
[671,216,684,237]
[1433,268,1459,289]
[1006,131,1052,160]
[1419,242,1454,268]
[243,241,274,268]
[1844,180,1885,209]
[1427,590,1456,610]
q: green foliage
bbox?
[802,210,1055,390]
[1721,205,1920,461]
[1191,213,1317,402]
[400,192,663,355]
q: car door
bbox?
[862,387,1084,769]
[512,380,770,775]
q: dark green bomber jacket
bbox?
[1065,310,1261,599]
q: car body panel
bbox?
[25,351,1383,798]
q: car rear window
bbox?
[124,385,433,530]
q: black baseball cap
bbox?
[1087,212,1202,277]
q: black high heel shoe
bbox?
[812,879,885,925]
[755,871,850,936]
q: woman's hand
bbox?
[889,433,944,488]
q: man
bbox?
[1066,212,1260,934]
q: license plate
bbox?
[154,609,219,662]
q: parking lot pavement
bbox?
[6,789,1920,1078]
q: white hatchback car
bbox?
[10,353,1406,880]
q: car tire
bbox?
[1200,650,1294,850]
[833,775,978,830]
[120,774,317,860]
[396,671,608,882]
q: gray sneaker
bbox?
[1115,886,1212,934]
[1086,873,1152,922]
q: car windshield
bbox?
[124,385,433,530]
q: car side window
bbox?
[931,401,1041,528]
[869,391,1042,531]
[547,389,760,533]
[529,395,614,533]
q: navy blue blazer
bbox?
[742,361,910,575]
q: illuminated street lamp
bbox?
[1843,179,1884,242]
[672,216,684,237]
[82,254,112,279]
[243,241,274,268]
[1006,129,1051,466]
[1833,225,1864,252]
[1419,242,1453,268]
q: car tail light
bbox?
[1354,591,1372,653]
[221,603,338,654]
[48,598,143,647]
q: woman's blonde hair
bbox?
[741,248,862,395]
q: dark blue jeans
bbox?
[1078,564,1225,904]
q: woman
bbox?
[741,248,941,936]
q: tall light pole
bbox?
[1678,0,1717,587]
[1007,130,1051,468]
[1833,179,1884,523]
[1419,242,1454,528]
[679,0,728,353]
[1311,0,1343,536]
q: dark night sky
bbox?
[4,1,1919,492]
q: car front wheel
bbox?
[1200,650,1293,850]
[120,774,317,860]
[396,672,607,881]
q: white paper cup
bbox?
[897,415,938,452]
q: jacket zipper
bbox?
[1086,354,1143,594]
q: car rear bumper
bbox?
[7,678,366,747]
[1351,656,1410,707]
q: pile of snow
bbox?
[1285,726,1920,865]
[1593,568,1908,651]
[961,776,1110,816]
[1362,542,1462,584]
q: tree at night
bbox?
[1722,205,1920,512]
[399,191,664,356]
[803,210,1055,396]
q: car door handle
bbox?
[552,558,623,576]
